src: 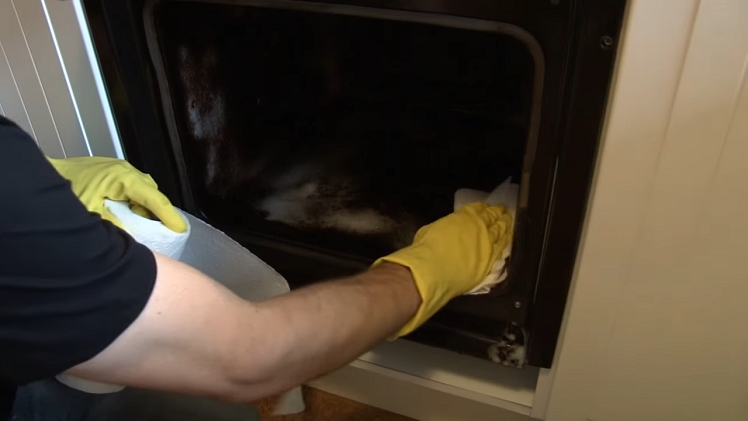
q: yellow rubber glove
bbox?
[374,203,513,337]
[47,156,187,233]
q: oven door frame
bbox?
[82,0,626,368]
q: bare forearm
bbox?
[67,256,420,403]
[237,263,420,395]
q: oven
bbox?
[82,0,626,368]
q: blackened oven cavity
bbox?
[159,2,532,258]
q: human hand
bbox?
[374,203,513,337]
[48,156,187,233]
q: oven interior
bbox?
[83,0,627,368]
[153,2,535,268]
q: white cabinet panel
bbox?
[546,0,748,420]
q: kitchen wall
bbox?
[544,0,748,420]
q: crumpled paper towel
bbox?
[56,200,303,413]
[454,178,518,295]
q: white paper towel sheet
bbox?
[105,199,290,305]
[454,178,518,295]
[57,201,299,411]
[178,209,290,302]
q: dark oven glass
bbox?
[82,0,626,368]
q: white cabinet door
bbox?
[545,0,748,420]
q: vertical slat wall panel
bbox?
[43,0,119,158]
[0,0,64,156]
[13,0,89,157]
[0,0,126,158]
[0,37,35,138]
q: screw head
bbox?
[514,301,522,309]
[600,36,615,50]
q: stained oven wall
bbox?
[152,2,534,263]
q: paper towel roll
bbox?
[58,201,291,396]
[105,200,191,260]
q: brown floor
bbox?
[253,386,415,421]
